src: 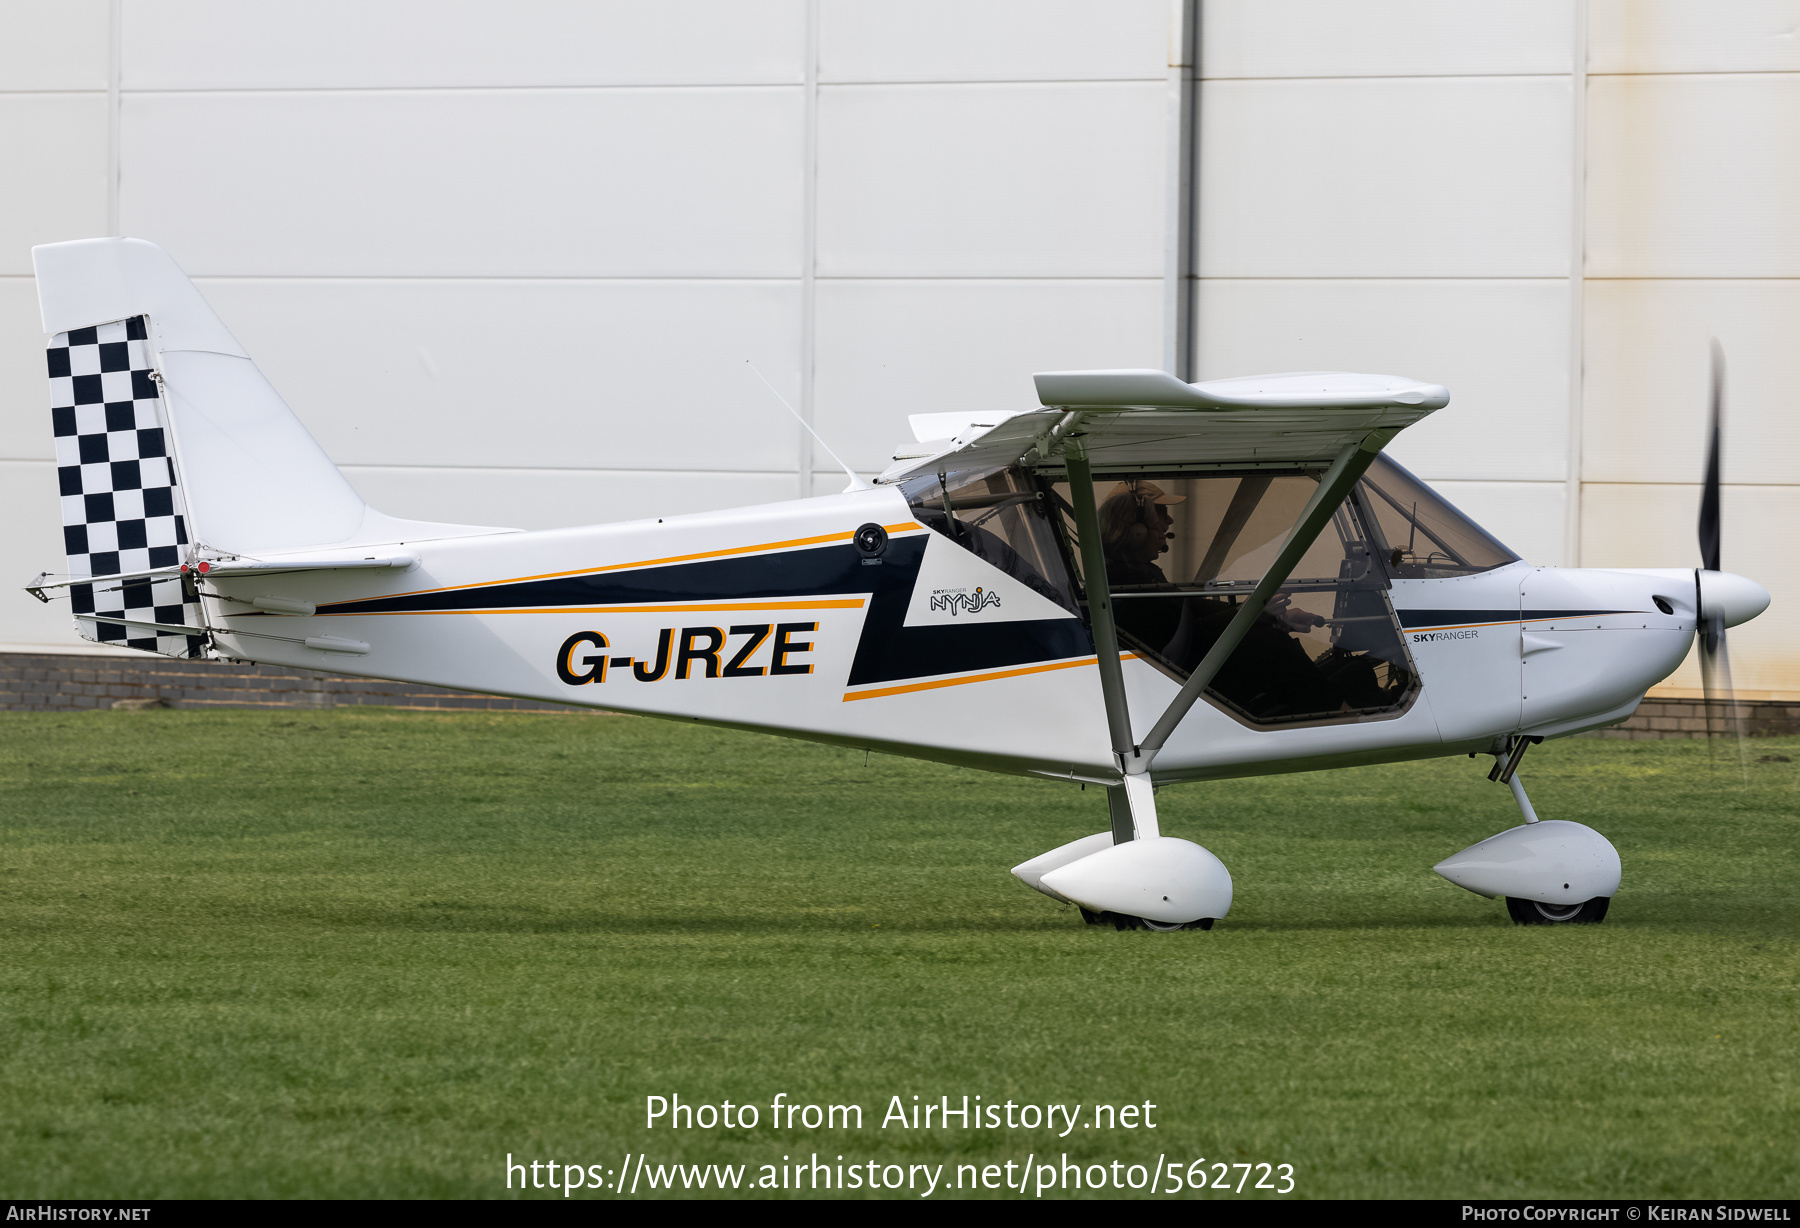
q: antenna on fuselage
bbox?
[746,361,872,494]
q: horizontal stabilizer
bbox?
[26,553,417,602]
[76,612,372,656]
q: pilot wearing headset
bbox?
[1098,479,1183,588]
[1097,479,1185,651]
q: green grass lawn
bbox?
[0,709,1794,1199]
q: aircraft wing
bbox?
[878,368,1449,482]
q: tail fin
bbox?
[32,237,510,657]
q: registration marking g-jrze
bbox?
[557,623,818,685]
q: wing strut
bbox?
[1064,446,1164,842]
[1063,449,1136,770]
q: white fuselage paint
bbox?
[203,488,1699,786]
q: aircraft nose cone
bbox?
[1699,570,1771,628]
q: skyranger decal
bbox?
[1410,628,1481,643]
[928,586,1001,617]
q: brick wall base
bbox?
[1586,696,1800,740]
[0,652,578,714]
[2,652,1797,738]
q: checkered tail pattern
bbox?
[48,316,207,657]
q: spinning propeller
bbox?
[1696,341,1758,764]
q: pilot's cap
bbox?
[1105,479,1186,506]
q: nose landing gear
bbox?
[1434,737,1621,925]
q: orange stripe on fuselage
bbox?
[1405,618,1521,632]
[841,653,1139,702]
[313,598,868,617]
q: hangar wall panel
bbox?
[1589,0,1800,75]
[1,2,1188,655]
[812,279,1162,472]
[816,82,1165,278]
[1197,76,1572,278]
[0,0,110,91]
[1578,39,1800,693]
[0,461,96,650]
[1582,279,1800,487]
[119,89,806,277]
[121,0,806,88]
[0,276,57,461]
[1586,72,1800,278]
[819,0,1166,82]
[341,467,800,536]
[1201,0,1573,79]
[195,278,803,474]
[1194,278,1570,483]
[0,93,109,275]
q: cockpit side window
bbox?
[1357,455,1520,578]
[1046,470,1417,729]
[901,466,1079,614]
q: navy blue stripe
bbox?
[320,537,1092,688]
[321,540,889,614]
[1397,608,1642,629]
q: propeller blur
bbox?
[1696,340,1755,765]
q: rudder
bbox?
[47,314,205,656]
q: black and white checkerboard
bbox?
[48,316,205,657]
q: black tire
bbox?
[1505,896,1611,925]
[1079,908,1213,932]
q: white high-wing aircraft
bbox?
[26,238,1772,931]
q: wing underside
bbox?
[879,368,1449,482]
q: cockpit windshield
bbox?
[1358,455,1519,578]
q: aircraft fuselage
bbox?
[204,483,1698,786]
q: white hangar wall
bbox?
[0,0,1170,652]
[0,1,1795,699]
[1192,0,1800,700]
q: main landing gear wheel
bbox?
[1505,896,1611,925]
[1080,908,1215,932]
